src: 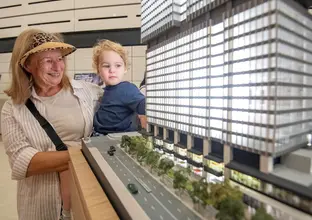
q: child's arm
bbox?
[122,82,146,115]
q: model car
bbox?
[109,145,116,152]
[127,183,138,194]
[107,149,114,156]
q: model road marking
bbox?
[124,173,126,176]
[177,208,181,213]
[151,205,155,210]
[144,197,147,202]
[115,156,178,220]
[153,185,156,189]
[160,192,164,196]
[116,165,118,168]
[187,217,191,220]
[128,179,131,182]
[160,215,164,220]
[168,200,172,204]
[120,168,122,171]
[150,193,179,220]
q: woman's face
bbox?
[26,49,65,88]
[97,50,126,86]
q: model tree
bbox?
[209,180,242,210]
[145,151,161,172]
[157,158,174,180]
[251,207,274,220]
[121,135,131,151]
[215,197,245,220]
[136,141,150,164]
[197,178,210,209]
[188,180,202,210]
[127,136,142,156]
[173,170,188,197]
[184,166,192,177]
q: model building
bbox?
[142,0,312,219]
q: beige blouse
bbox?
[37,87,85,142]
[1,80,103,220]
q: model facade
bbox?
[142,0,312,219]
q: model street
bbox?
[89,137,201,220]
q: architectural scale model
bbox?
[142,0,312,220]
[82,0,312,220]
[82,134,207,220]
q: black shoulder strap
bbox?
[25,98,68,151]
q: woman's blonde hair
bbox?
[5,28,71,104]
[92,39,128,73]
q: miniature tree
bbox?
[128,136,142,156]
[209,180,242,210]
[184,166,192,177]
[145,151,161,173]
[173,170,188,197]
[251,207,274,220]
[121,135,131,151]
[215,197,245,220]
[157,158,174,180]
[187,180,201,210]
[136,141,150,164]
[197,178,210,209]
[127,139,136,155]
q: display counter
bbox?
[68,144,119,220]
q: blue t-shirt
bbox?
[93,81,146,134]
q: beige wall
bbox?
[0,0,146,99]
[0,0,141,38]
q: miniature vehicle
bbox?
[107,149,114,156]
[127,183,138,194]
[109,145,116,152]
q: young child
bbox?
[92,39,146,134]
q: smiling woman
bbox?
[1,29,103,220]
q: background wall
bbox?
[0,0,146,99]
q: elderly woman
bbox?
[1,29,102,220]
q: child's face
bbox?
[98,50,126,86]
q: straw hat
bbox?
[19,32,76,68]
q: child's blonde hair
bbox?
[92,39,128,73]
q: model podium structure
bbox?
[82,0,312,220]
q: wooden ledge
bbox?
[68,144,119,220]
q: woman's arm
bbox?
[138,115,147,129]
[1,101,70,180]
[26,151,69,177]
[84,81,104,113]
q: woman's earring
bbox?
[27,75,33,90]
[29,75,33,85]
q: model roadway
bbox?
[84,135,202,220]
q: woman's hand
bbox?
[138,115,147,129]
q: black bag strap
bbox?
[25,98,68,151]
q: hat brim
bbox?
[19,41,76,68]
